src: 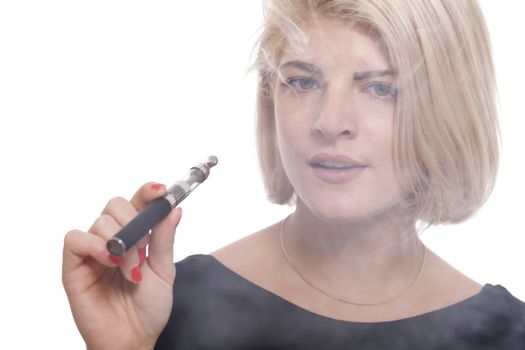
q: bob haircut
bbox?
[253,0,499,225]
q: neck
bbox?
[282,200,425,304]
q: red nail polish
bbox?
[131,266,142,283]
[138,246,147,266]
[151,183,166,191]
[108,255,123,266]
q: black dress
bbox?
[155,255,525,349]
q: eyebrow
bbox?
[280,60,394,81]
[353,69,394,80]
[279,60,322,75]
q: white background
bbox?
[0,1,523,348]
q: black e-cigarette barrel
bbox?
[106,156,218,256]
[106,197,172,256]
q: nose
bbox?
[313,85,357,139]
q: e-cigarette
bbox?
[107,156,218,256]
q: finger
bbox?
[145,207,182,285]
[124,182,168,283]
[89,214,122,241]
[89,212,148,282]
[122,234,150,284]
[62,229,115,275]
[100,196,139,228]
[129,182,167,212]
[98,182,167,283]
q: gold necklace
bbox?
[279,216,427,306]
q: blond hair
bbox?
[253,0,499,224]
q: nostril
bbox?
[313,126,354,139]
[312,111,356,139]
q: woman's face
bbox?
[274,16,403,223]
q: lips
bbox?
[308,153,367,184]
[309,153,367,169]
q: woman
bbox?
[63,0,525,349]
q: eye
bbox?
[284,77,320,91]
[363,82,396,101]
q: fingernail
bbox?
[138,246,147,266]
[131,266,142,283]
[151,183,166,191]
[108,254,123,266]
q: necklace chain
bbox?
[279,216,427,306]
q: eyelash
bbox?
[283,76,321,92]
[281,76,396,102]
[362,82,397,102]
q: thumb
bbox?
[146,207,182,285]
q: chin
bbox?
[299,196,365,223]
[298,193,403,225]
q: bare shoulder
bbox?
[211,221,283,283]
[417,247,484,308]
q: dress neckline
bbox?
[190,254,494,325]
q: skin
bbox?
[62,183,182,350]
[275,32,402,224]
[215,17,482,321]
[62,15,483,348]
[271,17,422,301]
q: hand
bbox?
[62,182,182,350]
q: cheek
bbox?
[361,115,402,191]
[362,111,395,156]
[275,121,305,173]
[375,142,405,201]
[274,101,312,156]
[274,108,312,195]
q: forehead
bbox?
[280,16,390,70]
